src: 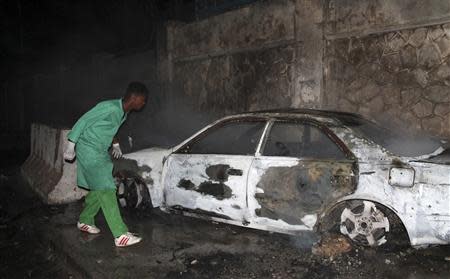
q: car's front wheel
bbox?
[114,174,152,210]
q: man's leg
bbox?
[94,190,128,238]
[79,191,101,225]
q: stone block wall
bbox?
[325,0,450,37]
[161,0,450,138]
[173,44,297,114]
[163,0,324,117]
[325,23,450,137]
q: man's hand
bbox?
[112,143,123,159]
[63,141,76,162]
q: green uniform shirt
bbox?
[68,99,127,190]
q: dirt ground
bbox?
[1,166,449,279]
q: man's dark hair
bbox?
[124,82,149,100]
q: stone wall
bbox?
[173,44,296,114]
[325,0,450,38]
[163,0,324,116]
[162,0,450,138]
[325,5,450,138]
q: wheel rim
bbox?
[115,175,150,209]
[340,201,390,246]
[115,177,131,208]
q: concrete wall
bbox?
[324,0,450,137]
[21,124,86,204]
[162,0,324,116]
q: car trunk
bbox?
[413,149,450,165]
[408,150,450,219]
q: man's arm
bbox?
[67,103,113,144]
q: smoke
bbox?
[119,93,219,152]
[145,99,218,148]
[288,232,320,250]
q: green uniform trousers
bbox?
[79,190,128,238]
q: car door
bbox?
[162,118,268,222]
[246,119,357,231]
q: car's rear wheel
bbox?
[339,200,390,246]
[114,174,152,210]
[321,200,409,248]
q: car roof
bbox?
[223,108,364,124]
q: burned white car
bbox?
[113,109,450,247]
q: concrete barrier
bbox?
[21,123,87,204]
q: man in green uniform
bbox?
[63,82,148,247]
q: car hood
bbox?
[123,147,173,162]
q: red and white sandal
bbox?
[115,232,142,247]
[77,222,101,234]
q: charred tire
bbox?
[321,200,409,248]
[114,175,152,210]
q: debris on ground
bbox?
[311,233,353,258]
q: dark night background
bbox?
[0,0,259,164]
[0,0,192,164]
[1,1,194,76]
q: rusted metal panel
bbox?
[254,161,356,222]
[245,157,356,232]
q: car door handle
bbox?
[227,168,243,176]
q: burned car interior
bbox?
[176,119,267,155]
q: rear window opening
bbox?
[337,115,444,157]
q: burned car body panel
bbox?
[329,124,450,245]
[114,147,172,207]
[246,157,356,232]
[163,154,253,221]
[116,109,450,246]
